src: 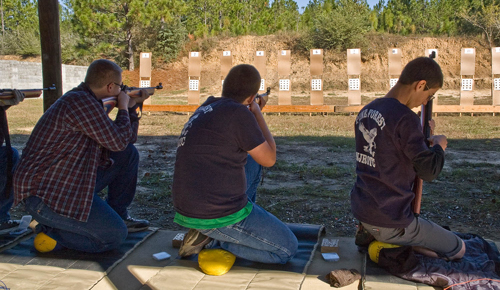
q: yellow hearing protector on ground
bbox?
[368,240,401,263]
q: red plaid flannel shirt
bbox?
[13,83,137,222]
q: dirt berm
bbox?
[124,34,494,94]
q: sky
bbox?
[294,0,379,11]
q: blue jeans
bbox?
[199,155,298,264]
[24,143,139,252]
[245,155,262,203]
[0,146,19,223]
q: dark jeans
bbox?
[0,146,19,222]
[24,143,139,253]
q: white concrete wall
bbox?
[0,60,88,94]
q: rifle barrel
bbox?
[0,85,56,99]
[123,83,163,97]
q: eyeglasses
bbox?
[109,82,124,91]
[424,84,435,102]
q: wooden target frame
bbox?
[255,51,267,93]
[492,47,500,106]
[188,51,201,105]
[140,52,152,105]
[278,50,291,105]
[388,48,401,89]
[310,49,323,105]
[221,50,232,88]
[347,49,361,106]
[460,48,475,106]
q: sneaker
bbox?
[123,216,150,232]
[354,222,375,253]
[0,220,20,235]
[34,232,61,253]
[179,229,213,257]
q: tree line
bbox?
[1,0,500,70]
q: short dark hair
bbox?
[84,59,122,88]
[222,64,261,103]
[398,57,443,89]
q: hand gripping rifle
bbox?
[102,83,163,114]
[0,85,57,99]
[412,51,436,217]
[255,87,271,105]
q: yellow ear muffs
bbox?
[368,240,400,263]
[198,249,236,276]
[34,232,58,253]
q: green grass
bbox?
[138,172,172,202]
[271,160,353,180]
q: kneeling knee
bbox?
[280,238,299,264]
[449,240,466,260]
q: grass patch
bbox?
[138,172,172,202]
[272,161,353,180]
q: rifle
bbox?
[0,85,57,99]
[255,87,271,104]
[412,51,436,216]
[102,83,163,114]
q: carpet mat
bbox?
[0,228,34,252]
[0,228,157,273]
[183,223,325,274]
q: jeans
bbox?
[0,146,19,223]
[24,143,139,252]
[244,155,262,203]
[199,155,298,264]
[95,143,139,219]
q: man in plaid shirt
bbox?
[13,59,150,253]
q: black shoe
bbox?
[355,222,375,253]
[0,220,20,235]
[123,216,150,232]
[179,229,213,257]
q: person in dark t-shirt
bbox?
[173,64,298,264]
[351,57,465,261]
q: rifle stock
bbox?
[0,85,56,100]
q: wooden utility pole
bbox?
[38,0,63,111]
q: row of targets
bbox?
[140,47,500,106]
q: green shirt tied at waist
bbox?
[174,202,253,229]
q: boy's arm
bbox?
[412,141,445,181]
[247,100,276,167]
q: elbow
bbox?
[258,154,276,168]
[262,157,276,168]
[417,168,441,182]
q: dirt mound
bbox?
[125,34,492,94]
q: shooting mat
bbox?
[0,229,157,289]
